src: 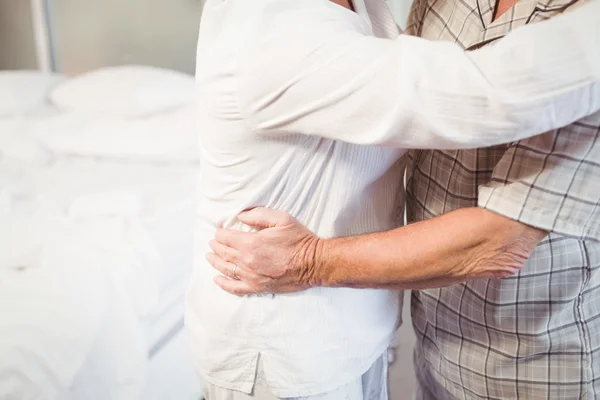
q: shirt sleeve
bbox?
[237,0,600,150]
[478,116,600,242]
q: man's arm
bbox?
[237,0,600,150]
[206,207,546,294]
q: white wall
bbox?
[0,0,412,74]
[0,0,38,70]
[51,0,204,75]
[0,0,203,74]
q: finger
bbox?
[209,239,240,264]
[214,228,251,249]
[214,275,261,296]
[206,252,245,279]
[238,207,293,229]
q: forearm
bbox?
[314,207,547,289]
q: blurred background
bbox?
[0,0,202,73]
[0,0,414,73]
[0,1,415,399]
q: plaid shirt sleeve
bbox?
[478,114,600,242]
[404,0,426,36]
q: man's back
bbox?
[187,0,405,397]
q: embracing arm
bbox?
[240,0,600,149]
[208,107,600,294]
[313,208,546,289]
[207,207,546,294]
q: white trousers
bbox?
[204,352,389,400]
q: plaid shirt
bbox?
[405,1,600,399]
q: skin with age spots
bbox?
[208,206,546,295]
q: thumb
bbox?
[238,207,292,229]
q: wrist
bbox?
[311,237,343,288]
[300,236,334,288]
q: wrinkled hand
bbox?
[207,208,322,295]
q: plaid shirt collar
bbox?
[468,0,582,49]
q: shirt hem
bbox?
[201,374,255,396]
[198,336,393,398]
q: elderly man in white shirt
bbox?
[190,0,600,399]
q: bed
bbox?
[0,69,203,400]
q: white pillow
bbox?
[31,107,199,163]
[0,71,64,116]
[49,65,196,118]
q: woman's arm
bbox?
[206,207,547,294]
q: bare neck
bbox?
[493,0,520,20]
[330,0,355,11]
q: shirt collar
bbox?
[536,0,583,10]
[475,0,536,30]
[471,0,581,49]
[354,0,401,39]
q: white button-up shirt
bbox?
[187,0,600,397]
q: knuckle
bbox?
[219,259,230,273]
[242,254,255,268]
[243,236,259,251]
[213,244,225,257]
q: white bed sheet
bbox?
[1,120,199,400]
[0,213,150,400]
[143,328,204,400]
[1,155,197,308]
[0,68,201,399]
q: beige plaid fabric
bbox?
[405,0,600,398]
